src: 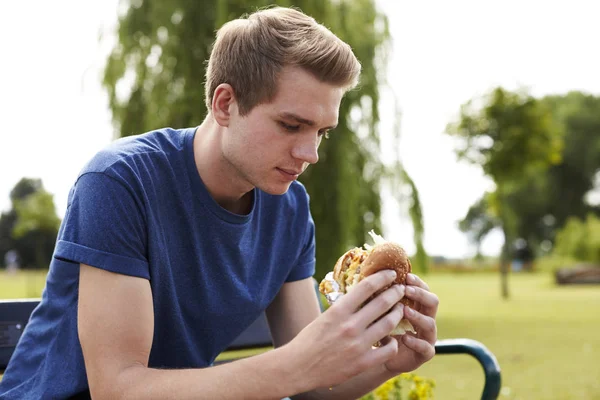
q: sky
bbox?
[1,0,599,259]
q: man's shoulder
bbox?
[80,127,190,176]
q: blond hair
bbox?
[205,6,361,114]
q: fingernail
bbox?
[406,286,415,295]
[389,270,397,279]
[407,274,415,284]
[405,306,414,316]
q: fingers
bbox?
[405,275,439,318]
[360,335,399,368]
[404,286,439,317]
[364,302,405,344]
[401,333,436,360]
[356,284,405,328]
[406,273,429,291]
[403,305,437,343]
[335,270,399,312]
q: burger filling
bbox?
[320,230,387,301]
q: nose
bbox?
[291,134,320,165]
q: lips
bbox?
[277,167,302,181]
[278,168,303,176]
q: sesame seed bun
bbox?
[320,238,416,335]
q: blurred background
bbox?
[1,0,599,399]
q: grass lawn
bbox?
[2,270,599,399]
[417,272,600,400]
[0,269,48,299]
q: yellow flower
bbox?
[373,378,397,399]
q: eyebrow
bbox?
[279,112,338,130]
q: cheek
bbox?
[249,128,287,154]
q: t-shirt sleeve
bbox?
[54,171,150,279]
[285,211,316,282]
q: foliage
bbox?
[550,213,600,264]
[102,0,428,280]
[10,178,43,202]
[457,193,499,258]
[539,92,600,231]
[456,91,600,261]
[0,178,59,269]
[502,92,600,254]
[447,87,562,182]
[400,169,428,274]
[12,191,61,239]
[446,87,563,297]
[0,210,18,267]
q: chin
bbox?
[259,182,293,196]
[254,177,291,195]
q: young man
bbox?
[0,6,439,399]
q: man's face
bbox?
[223,66,344,195]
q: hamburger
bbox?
[319,231,416,335]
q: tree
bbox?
[0,209,18,268]
[0,178,60,269]
[446,87,562,298]
[458,193,499,259]
[457,91,600,264]
[102,0,428,279]
[540,92,600,230]
[12,189,61,269]
[0,178,44,268]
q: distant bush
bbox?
[535,255,581,272]
[537,214,600,271]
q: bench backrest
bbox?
[0,298,273,371]
[1,299,40,371]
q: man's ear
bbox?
[211,83,237,127]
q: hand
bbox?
[383,273,439,374]
[289,270,406,389]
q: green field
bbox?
[0,270,48,299]
[2,270,599,399]
[418,272,600,400]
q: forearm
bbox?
[292,363,396,400]
[105,346,304,400]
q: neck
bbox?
[193,116,254,214]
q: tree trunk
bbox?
[500,230,510,299]
[497,184,511,300]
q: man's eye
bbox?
[280,122,300,132]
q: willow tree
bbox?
[102,0,427,280]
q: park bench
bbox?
[1,296,501,399]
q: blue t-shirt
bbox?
[0,127,316,399]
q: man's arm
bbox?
[265,278,400,400]
[79,264,405,399]
[78,264,308,400]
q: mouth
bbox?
[276,167,302,181]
